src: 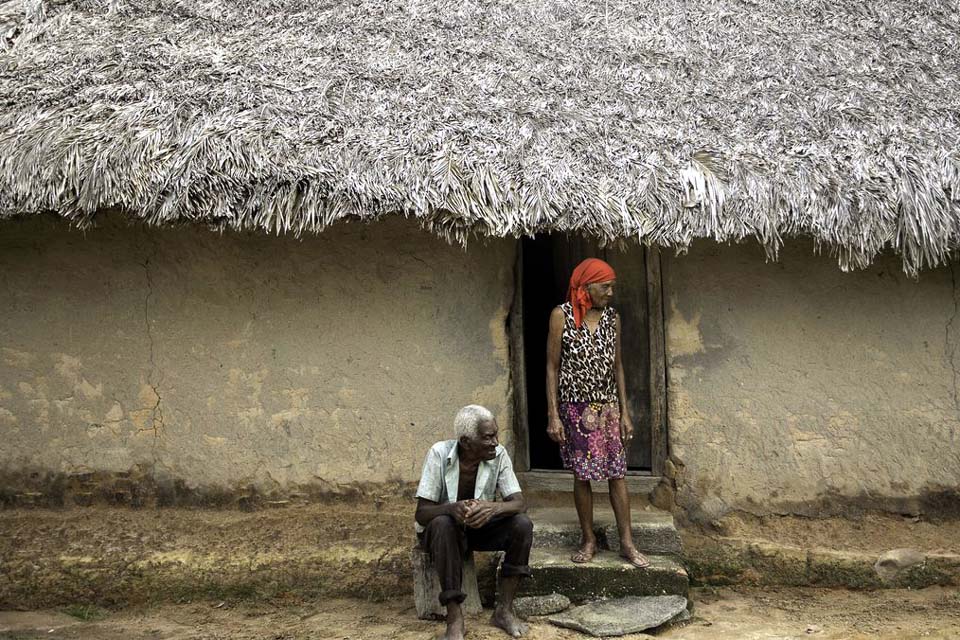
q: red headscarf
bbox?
[567,258,616,328]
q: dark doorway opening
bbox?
[521,234,653,471]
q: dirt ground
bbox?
[0,502,415,607]
[3,501,960,638]
[1,586,959,640]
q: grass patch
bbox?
[61,604,106,621]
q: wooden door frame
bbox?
[508,240,669,476]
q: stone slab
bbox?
[549,595,688,637]
[522,547,689,603]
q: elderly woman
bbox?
[545,258,649,568]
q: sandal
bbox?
[620,548,650,568]
[571,541,597,564]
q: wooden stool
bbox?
[411,545,483,619]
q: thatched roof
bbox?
[1,0,958,272]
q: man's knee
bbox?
[426,514,459,536]
[510,513,534,540]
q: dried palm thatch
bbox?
[1,0,958,272]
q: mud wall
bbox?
[0,216,515,502]
[664,241,960,521]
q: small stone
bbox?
[513,594,571,619]
[663,459,677,480]
[874,548,925,583]
[549,595,688,637]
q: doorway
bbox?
[513,233,665,474]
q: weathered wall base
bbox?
[0,466,418,510]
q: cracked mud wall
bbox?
[0,216,515,497]
[663,241,960,522]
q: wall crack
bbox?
[140,243,165,443]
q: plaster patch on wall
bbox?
[225,320,255,349]
[282,387,311,409]
[488,304,511,368]
[666,299,704,358]
[129,382,162,434]
[665,386,707,441]
[54,354,103,400]
[270,408,304,430]
[104,402,124,423]
[337,387,358,408]
[2,348,35,367]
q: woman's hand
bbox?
[547,415,565,444]
[620,415,635,446]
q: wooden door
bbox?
[520,234,652,470]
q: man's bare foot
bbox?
[491,607,529,637]
[441,603,466,640]
[439,620,465,640]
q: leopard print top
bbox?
[557,301,617,403]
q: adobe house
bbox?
[1,0,958,523]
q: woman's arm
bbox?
[614,312,634,443]
[546,306,565,444]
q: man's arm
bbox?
[416,497,475,527]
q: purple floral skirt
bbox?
[558,401,626,481]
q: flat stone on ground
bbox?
[875,548,926,583]
[513,593,571,618]
[548,595,688,637]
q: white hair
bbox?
[454,405,494,440]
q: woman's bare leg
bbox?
[608,478,649,567]
[572,478,597,562]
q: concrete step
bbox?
[520,546,689,603]
[529,506,682,555]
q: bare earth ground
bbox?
[2,501,959,638]
[1,586,959,640]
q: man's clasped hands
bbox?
[450,499,502,528]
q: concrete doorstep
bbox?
[520,548,689,602]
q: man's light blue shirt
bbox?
[415,440,522,533]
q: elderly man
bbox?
[416,405,533,639]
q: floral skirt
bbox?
[558,401,626,481]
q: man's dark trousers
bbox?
[420,513,534,605]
